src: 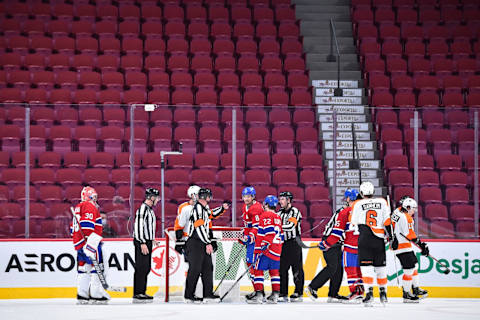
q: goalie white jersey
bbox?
[350,197,390,239]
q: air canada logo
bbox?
[151,245,180,277]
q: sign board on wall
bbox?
[0,239,479,298]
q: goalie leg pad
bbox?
[90,271,111,300]
[77,264,92,299]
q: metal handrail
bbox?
[327,18,343,97]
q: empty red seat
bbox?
[199,127,222,153]
[418,170,439,187]
[245,169,271,186]
[89,152,115,169]
[450,204,475,222]
[440,171,468,187]
[424,204,449,221]
[56,168,83,187]
[195,153,219,170]
[191,169,216,187]
[305,186,330,205]
[248,127,270,154]
[139,169,163,186]
[246,154,270,170]
[445,187,470,206]
[419,187,442,205]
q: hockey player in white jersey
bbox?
[174,185,201,260]
[350,181,391,306]
[388,197,429,302]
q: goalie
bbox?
[71,186,110,304]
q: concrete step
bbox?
[324,150,378,160]
[295,5,350,14]
[324,140,377,150]
[310,71,362,81]
[292,0,350,5]
[307,61,360,72]
[301,28,353,37]
[312,79,361,88]
[318,114,369,123]
[301,21,352,32]
[322,131,372,141]
[315,96,366,105]
[315,88,365,97]
[304,36,355,48]
[327,160,381,170]
[320,122,372,132]
[307,53,358,63]
[305,44,357,55]
[328,169,380,179]
[297,12,351,21]
[329,178,382,187]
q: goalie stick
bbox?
[219,253,262,302]
[70,207,127,292]
[399,233,451,275]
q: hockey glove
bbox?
[84,232,102,261]
[175,230,184,241]
[418,241,429,256]
[391,236,399,250]
[223,200,232,206]
[318,240,331,251]
[238,235,252,245]
[211,240,218,253]
[174,241,185,255]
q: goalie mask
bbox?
[81,186,98,203]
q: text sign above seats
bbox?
[312,79,359,88]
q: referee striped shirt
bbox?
[278,206,302,241]
[323,207,344,242]
[188,202,211,244]
[133,202,156,243]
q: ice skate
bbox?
[344,286,364,304]
[304,286,318,301]
[403,290,420,303]
[380,287,388,305]
[266,291,279,304]
[327,295,348,303]
[413,286,428,299]
[362,288,374,307]
[289,292,303,302]
[246,291,264,304]
[76,295,90,305]
[133,293,153,304]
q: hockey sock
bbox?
[412,268,419,287]
[360,266,375,292]
[247,262,255,286]
[374,266,387,290]
[345,266,362,293]
[270,269,280,292]
[253,269,264,292]
[402,268,414,292]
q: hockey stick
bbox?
[213,244,245,295]
[295,236,319,249]
[219,253,262,302]
[70,207,127,292]
[399,233,450,275]
[386,195,401,288]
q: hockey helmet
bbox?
[397,195,410,207]
[279,191,293,201]
[145,187,160,199]
[81,186,98,202]
[242,186,256,197]
[263,195,279,208]
[359,181,375,197]
[401,197,417,212]
[198,188,213,200]
[344,188,359,201]
[187,185,201,199]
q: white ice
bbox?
[0,298,479,320]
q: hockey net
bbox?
[160,226,246,302]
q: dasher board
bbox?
[317,105,365,114]
[322,131,371,141]
[327,169,379,179]
[329,178,381,187]
[324,140,376,150]
[315,96,363,105]
[318,114,367,123]
[325,150,376,159]
[333,186,384,196]
[312,79,359,88]
[320,122,371,131]
[327,160,381,170]
[315,88,364,97]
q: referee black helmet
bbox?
[145,187,160,199]
[198,188,212,200]
[279,191,293,202]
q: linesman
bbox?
[133,187,160,302]
[278,191,304,302]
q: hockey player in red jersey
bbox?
[71,186,110,304]
[246,195,283,304]
[238,186,264,298]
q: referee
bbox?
[278,191,304,302]
[184,188,219,303]
[305,204,347,303]
[133,187,159,302]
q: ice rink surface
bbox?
[1,298,479,320]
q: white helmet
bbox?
[187,185,201,200]
[402,198,417,211]
[359,181,375,197]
